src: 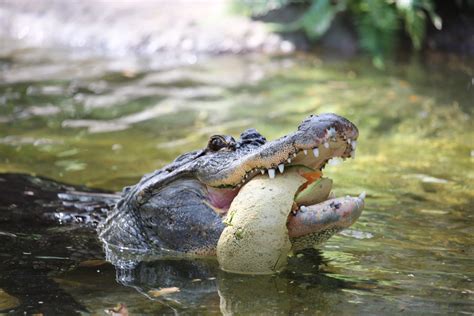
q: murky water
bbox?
[0,40,473,314]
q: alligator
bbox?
[0,113,363,313]
[98,113,364,256]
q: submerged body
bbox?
[98,113,364,255]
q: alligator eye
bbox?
[207,135,236,152]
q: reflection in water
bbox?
[105,244,367,315]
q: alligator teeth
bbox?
[356,191,366,208]
[268,169,275,179]
[350,150,356,159]
[278,164,285,173]
[303,149,308,155]
[287,158,292,163]
[328,191,336,199]
[351,140,357,150]
[328,157,342,166]
[292,153,297,158]
[313,148,319,157]
[261,169,265,175]
[324,142,329,148]
[347,138,352,144]
[300,205,308,212]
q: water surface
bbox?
[0,42,473,314]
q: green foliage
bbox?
[285,0,347,38]
[233,0,443,68]
[396,0,442,50]
[352,0,399,68]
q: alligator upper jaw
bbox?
[205,131,357,215]
[197,114,358,189]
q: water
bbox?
[0,41,473,314]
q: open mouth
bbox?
[205,125,364,247]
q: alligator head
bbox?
[98,113,364,255]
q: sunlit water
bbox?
[0,40,473,314]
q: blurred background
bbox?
[0,0,473,315]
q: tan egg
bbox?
[217,169,306,274]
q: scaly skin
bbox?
[98,113,364,255]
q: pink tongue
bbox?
[207,186,240,211]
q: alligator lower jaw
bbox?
[207,161,364,250]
